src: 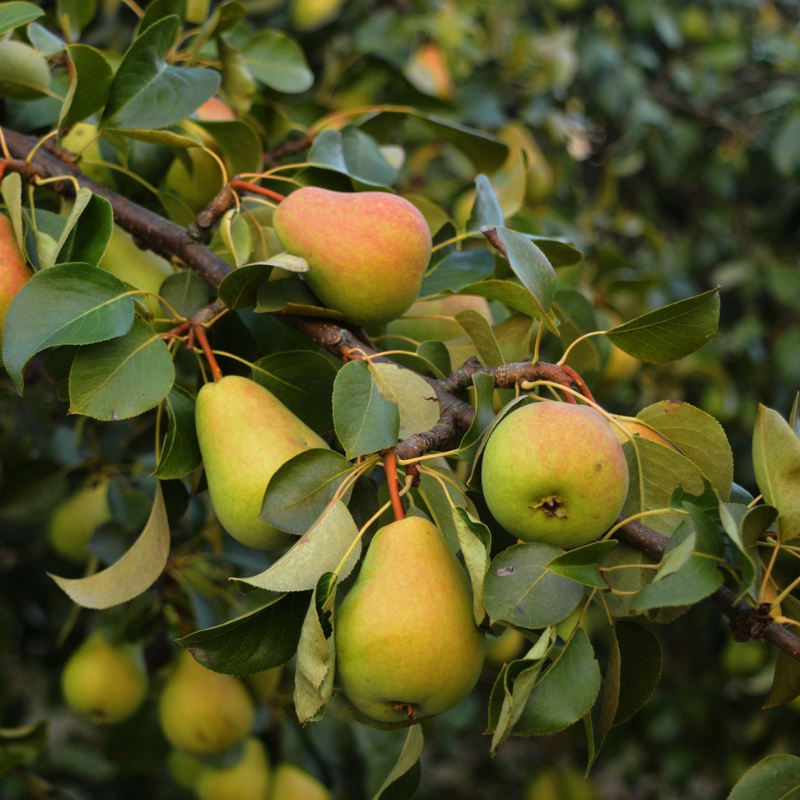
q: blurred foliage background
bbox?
[2,0,800,797]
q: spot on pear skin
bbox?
[532,495,568,519]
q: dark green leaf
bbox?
[56,0,96,38]
[55,189,114,268]
[420,250,495,296]
[59,45,113,131]
[154,385,201,479]
[0,721,48,778]
[453,507,491,625]
[373,725,424,800]
[159,271,209,318]
[220,257,308,310]
[458,372,498,464]
[307,129,391,188]
[728,754,800,800]
[138,0,186,33]
[455,309,504,367]
[549,541,619,589]
[611,621,662,727]
[195,120,262,175]
[255,276,346,319]
[765,595,800,708]
[468,174,504,229]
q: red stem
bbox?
[230,179,286,204]
[383,451,405,522]
[193,325,223,382]
[561,364,597,404]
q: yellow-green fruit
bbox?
[385,295,491,348]
[611,418,678,450]
[722,638,770,678]
[246,665,284,702]
[186,0,211,24]
[273,188,432,327]
[196,737,271,800]
[481,402,629,548]
[47,480,112,563]
[158,650,254,755]
[602,343,640,383]
[290,0,345,31]
[335,516,485,723]
[61,123,116,187]
[526,768,599,800]
[61,632,148,724]
[0,214,32,356]
[164,149,224,213]
[485,627,525,667]
[167,750,203,790]
[195,376,327,549]
[270,763,331,800]
[680,7,714,41]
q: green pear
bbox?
[245,665,284,702]
[526,768,599,800]
[47,479,111,563]
[61,631,148,724]
[270,763,331,800]
[164,148,224,213]
[167,750,203,790]
[290,0,346,31]
[196,737,271,800]
[61,123,117,187]
[272,188,432,327]
[485,627,525,667]
[481,402,629,548]
[385,294,492,348]
[158,650,255,755]
[195,375,327,549]
[335,516,485,722]
[0,213,32,357]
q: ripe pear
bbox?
[481,402,629,549]
[335,516,485,723]
[290,0,345,31]
[270,763,331,800]
[47,479,111,563]
[196,737,271,800]
[195,375,327,549]
[245,665,284,702]
[0,213,32,356]
[61,631,148,724]
[158,650,254,755]
[385,295,492,347]
[272,188,432,327]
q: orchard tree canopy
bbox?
[1,1,800,798]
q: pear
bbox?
[167,750,204,790]
[485,627,525,667]
[270,763,331,800]
[272,188,432,327]
[0,213,32,357]
[195,737,271,800]
[61,123,117,187]
[335,516,485,722]
[290,0,345,31]
[611,418,678,450]
[385,295,492,348]
[164,148,224,214]
[158,650,254,755]
[47,479,111,563]
[245,665,284,702]
[195,376,327,549]
[481,402,629,549]
[61,631,148,724]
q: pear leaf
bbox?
[420,249,495,296]
[369,362,439,440]
[159,271,209,318]
[458,372,497,464]
[728,754,800,800]
[1,173,24,251]
[154,385,201,480]
[53,189,113,268]
[241,29,313,93]
[455,309,504,367]
[468,174,504,229]
[718,503,757,600]
[764,595,800,708]
[0,721,48,778]
[0,2,44,36]
[548,541,619,589]
[372,724,424,800]
[452,507,491,626]
[59,44,113,131]
[454,280,559,330]
[49,482,169,609]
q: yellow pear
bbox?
[335,516,485,722]
[245,665,284,702]
[485,627,525,667]
[0,213,32,357]
[195,376,327,549]
[269,763,331,800]
[47,479,111,563]
[163,148,223,213]
[158,650,254,755]
[61,632,148,724]
[196,737,272,800]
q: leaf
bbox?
[454,280,557,328]
[414,112,508,173]
[2,263,134,393]
[482,226,558,334]
[333,360,399,459]
[453,507,491,626]
[238,502,360,593]
[369,362,439,440]
[138,0,186,32]
[159,271,209,318]
[753,404,800,541]
[49,483,170,609]
[241,29,313,94]
[69,318,175,421]
[307,129,392,189]
[606,289,720,364]
[728,754,800,800]
[154,385,201,479]
[341,126,399,187]
[54,188,114,268]
[483,543,585,629]
[513,628,602,736]
[102,16,221,130]
[0,3,44,36]
[458,372,497,464]
[255,276,346,319]
[0,40,50,99]
[373,725,424,800]
[219,256,309,309]
[468,174,504,229]
[57,0,96,38]
[773,111,800,176]
[27,23,65,58]
[195,119,262,176]
[764,595,800,708]
[600,543,659,619]
[718,502,757,600]
[59,45,113,131]
[420,250,495,296]
[548,541,619,589]
[176,592,309,675]
[252,351,337,433]
[0,721,48,778]
[455,310,504,368]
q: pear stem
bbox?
[230,179,286,204]
[383,451,406,521]
[193,325,222,382]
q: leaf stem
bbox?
[383,451,406,522]
[195,326,222,382]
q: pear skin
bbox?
[481,402,629,548]
[195,375,327,549]
[385,295,492,348]
[167,750,204,789]
[335,516,485,723]
[272,188,432,327]
[245,665,284,702]
[270,763,331,800]
[99,225,173,297]
[0,213,32,356]
[48,479,111,563]
[290,0,345,31]
[158,650,254,755]
[61,631,148,724]
[196,737,271,800]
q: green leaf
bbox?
[773,111,800,176]
[49,482,170,609]
[0,721,48,778]
[255,276,346,319]
[0,3,44,36]
[27,23,65,58]
[455,309,504,367]
[220,255,308,309]
[176,591,309,675]
[157,271,208,318]
[154,385,202,479]
[252,350,337,433]
[69,318,175,421]
[728,754,800,800]
[241,29,313,94]
[138,0,186,33]
[102,16,221,130]
[2,263,134,393]
[483,543,585,629]
[606,289,720,364]
[457,280,557,331]
[764,595,800,708]
[514,628,601,736]
[373,725,424,800]
[526,235,583,268]
[195,120,262,175]
[453,507,491,626]
[548,541,618,589]
[413,112,508,173]
[753,404,800,541]
[469,174,504,229]
[368,362,439,440]
[307,129,392,189]
[333,360,400,459]
[718,503,757,600]
[54,189,114,268]
[458,372,497,464]
[56,0,96,38]
[600,543,659,619]
[0,41,50,99]
[260,449,355,535]
[342,126,399,187]
[420,250,495,296]
[59,45,113,131]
